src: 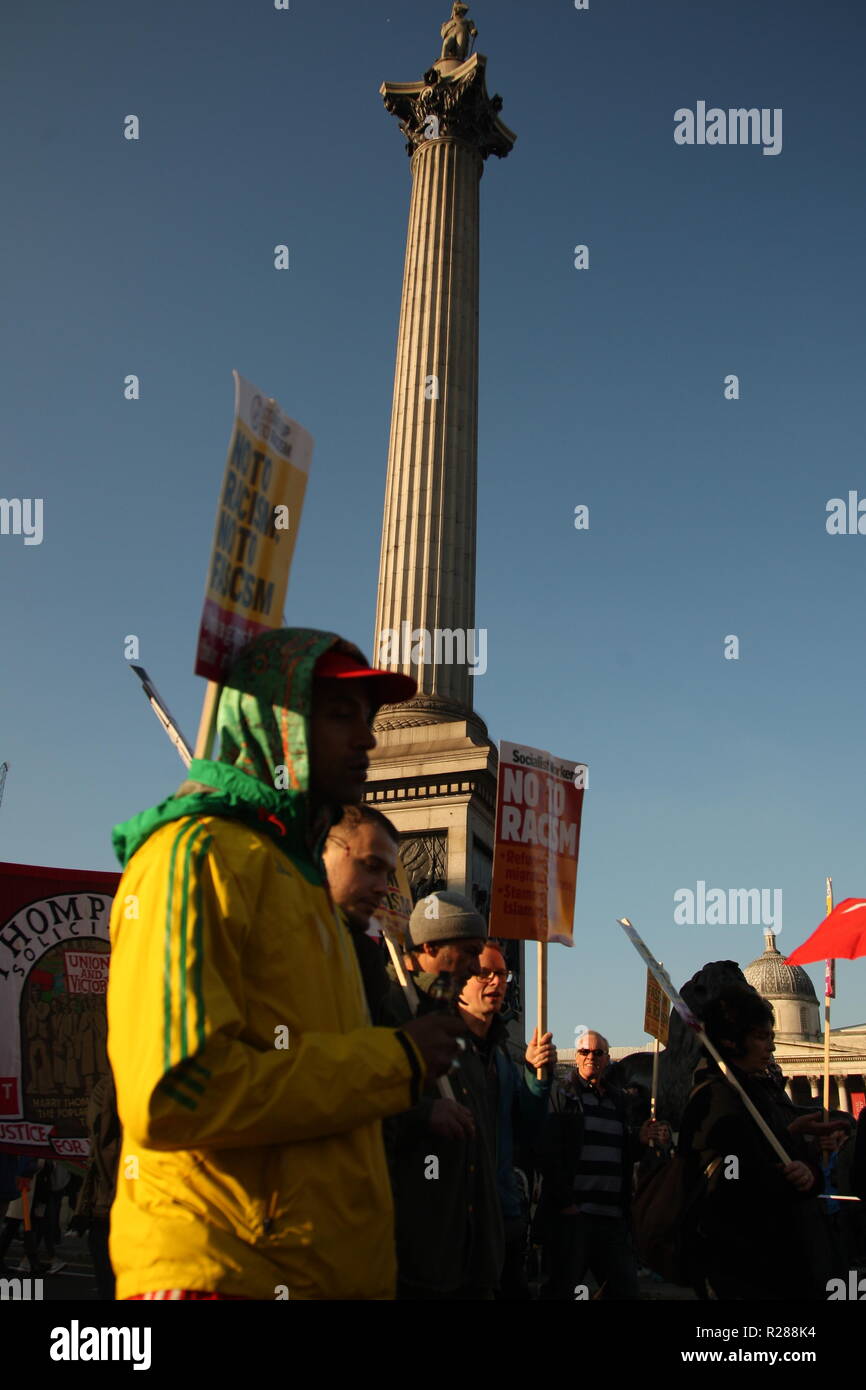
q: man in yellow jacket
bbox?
[107,628,463,1300]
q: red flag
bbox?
[786,898,866,966]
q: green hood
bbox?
[112,627,370,873]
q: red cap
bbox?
[313,647,417,705]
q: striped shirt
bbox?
[570,1079,626,1217]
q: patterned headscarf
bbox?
[216,627,372,792]
[113,628,378,870]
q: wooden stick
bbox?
[823,998,832,1120]
[650,1036,660,1124]
[536,939,548,1082]
[194,680,222,760]
[382,930,455,1101]
[823,877,834,1120]
[383,932,419,1014]
[20,1179,31,1232]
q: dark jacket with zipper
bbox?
[536,1073,642,1225]
[381,967,505,1294]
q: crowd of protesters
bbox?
[0,1155,76,1277]
[5,625,866,1300]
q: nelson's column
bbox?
[364,6,515,926]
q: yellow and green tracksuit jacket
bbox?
[107,630,425,1300]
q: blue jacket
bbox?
[478,1018,550,1222]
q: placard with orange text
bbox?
[489,741,586,945]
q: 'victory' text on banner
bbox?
[195,371,314,681]
[489,741,586,945]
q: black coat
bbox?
[853,1107,866,1201]
[535,1075,642,1225]
[678,1062,826,1299]
[345,918,391,1023]
[379,967,505,1295]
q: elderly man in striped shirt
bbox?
[537,1030,669,1299]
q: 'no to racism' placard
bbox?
[195,371,314,681]
[489,741,587,946]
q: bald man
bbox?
[537,1030,668,1299]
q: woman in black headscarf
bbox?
[679,986,825,1300]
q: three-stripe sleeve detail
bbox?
[162,822,213,1094]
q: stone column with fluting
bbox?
[375,33,515,724]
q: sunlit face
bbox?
[308,680,376,807]
[575,1031,609,1084]
[459,945,508,1021]
[323,820,398,927]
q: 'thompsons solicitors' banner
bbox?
[195,371,315,681]
[490,742,587,946]
[0,863,120,1162]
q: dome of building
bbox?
[743,929,820,1040]
[744,930,818,1001]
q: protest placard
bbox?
[644,967,670,1044]
[195,371,314,683]
[489,741,586,945]
[371,855,414,952]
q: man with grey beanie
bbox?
[381,890,505,1298]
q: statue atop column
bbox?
[439,3,477,63]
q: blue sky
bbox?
[3,0,866,1047]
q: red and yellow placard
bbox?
[371,855,414,952]
[489,741,586,945]
[195,371,314,681]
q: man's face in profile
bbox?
[323,820,398,928]
[308,680,376,807]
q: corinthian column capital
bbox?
[381,53,515,162]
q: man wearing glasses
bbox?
[458,943,556,1299]
[538,1029,669,1299]
[322,803,399,1021]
